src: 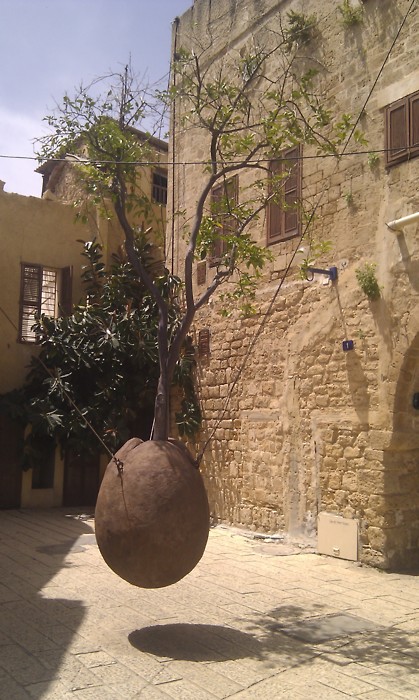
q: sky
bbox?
[0,0,193,198]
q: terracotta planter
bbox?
[95,438,210,588]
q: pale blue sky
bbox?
[0,0,193,197]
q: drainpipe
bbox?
[386,211,419,232]
[169,16,180,275]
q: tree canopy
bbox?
[1,239,200,468]
[29,21,362,445]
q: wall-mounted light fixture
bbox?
[305,266,338,282]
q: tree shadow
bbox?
[128,602,419,674]
[345,349,370,424]
[0,509,93,698]
[382,331,419,570]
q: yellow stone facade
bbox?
[168,0,419,569]
[0,131,168,509]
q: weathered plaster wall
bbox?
[0,191,94,508]
[41,145,169,264]
[169,0,419,568]
[0,190,92,393]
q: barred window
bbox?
[19,263,72,343]
[208,176,238,267]
[152,170,168,204]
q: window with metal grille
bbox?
[208,176,238,267]
[19,263,72,343]
[386,91,419,167]
[152,170,168,204]
[267,145,301,244]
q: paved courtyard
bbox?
[0,509,419,699]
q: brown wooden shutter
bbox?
[196,261,207,285]
[208,177,238,267]
[225,176,239,237]
[60,266,73,316]
[409,92,419,157]
[283,146,300,238]
[267,159,281,243]
[198,328,210,355]
[267,146,301,243]
[19,263,42,342]
[386,98,408,166]
[208,183,223,267]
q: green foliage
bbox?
[35,66,165,244]
[355,262,381,300]
[284,10,317,51]
[367,151,379,168]
[0,241,200,466]
[344,192,355,206]
[174,336,202,437]
[339,0,364,27]
[34,50,366,442]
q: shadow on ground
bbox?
[129,623,261,661]
[0,509,93,698]
[129,602,419,673]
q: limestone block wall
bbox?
[170,0,419,569]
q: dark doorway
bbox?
[63,450,100,507]
[0,415,23,508]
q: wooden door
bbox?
[0,415,23,508]
[63,450,100,507]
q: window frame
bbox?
[208,175,239,268]
[267,145,301,245]
[385,90,419,167]
[151,169,168,205]
[18,263,72,344]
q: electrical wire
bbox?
[1,0,415,469]
[0,147,412,167]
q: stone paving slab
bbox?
[0,509,419,699]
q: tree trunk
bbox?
[153,375,170,441]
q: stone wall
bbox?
[169,0,419,569]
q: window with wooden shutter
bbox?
[152,170,168,204]
[19,264,43,343]
[409,92,419,157]
[196,261,207,286]
[267,145,301,244]
[19,263,71,343]
[208,176,238,267]
[386,91,419,166]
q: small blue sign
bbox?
[342,340,354,352]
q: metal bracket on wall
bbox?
[305,266,338,282]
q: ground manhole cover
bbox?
[279,613,382,643]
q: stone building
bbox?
[0,186,91,508]
[168,0,419,569]
[0,130,168,509]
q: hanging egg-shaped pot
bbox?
[95,438,210,588]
